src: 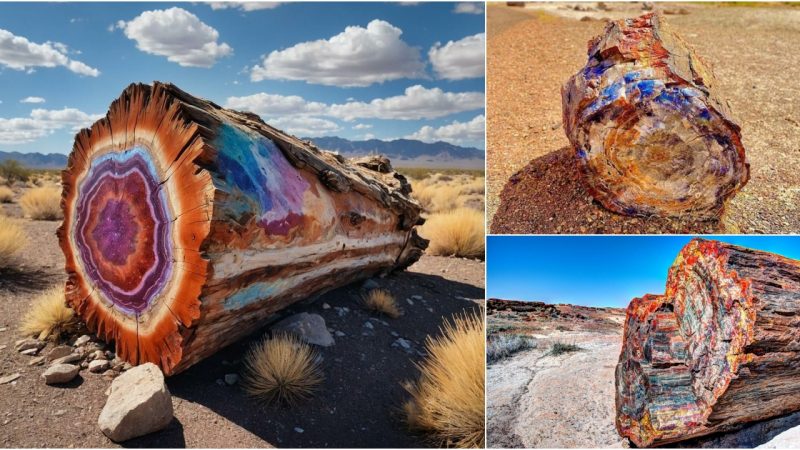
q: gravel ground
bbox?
[487,2,800,234]
[0,187,485,448]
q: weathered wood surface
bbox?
[562,12,749,219]
[616,239,800,447]
[57,82,427,375]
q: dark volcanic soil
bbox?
[0,210,484,447]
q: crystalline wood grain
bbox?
[58,82,427,375]
[616,239,800,447]
[562,12,749,219]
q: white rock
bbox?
[89,359,110,373]
[0,373,20,384]
[98,363,173,442]
[756,426,800,449]
[47,345,73,360]
[74,335,91,347]
[51,353,82,365]
[42,364,79,385]
[272,312,335,347]
[15,338,44,353]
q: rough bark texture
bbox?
[616,239,800,447]
[562,12,749,219]
[58,82,427,375]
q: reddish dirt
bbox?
[0,186,484,448]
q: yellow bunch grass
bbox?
[419,208,485,259]
[362,289,401,318]
[20,186,62,220]
[20,286,75,340]
[242,333,323,405]
[0,216,27,268]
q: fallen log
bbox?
[562,12,749,219]
[57,82,427,375]
[616,238,800,447]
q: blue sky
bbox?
[487,236,800,308]
[0,1,485,154]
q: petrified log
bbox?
[562,13,749,219]
[57,82,427,375]
[616,238,800,447]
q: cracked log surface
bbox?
[616,238,800,447]
[58,82,427,375]
[562,12,749,219]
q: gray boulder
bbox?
[756,426,800,448]
[42,364,79,385]
[272,312,335,347]
[97,363,173,442]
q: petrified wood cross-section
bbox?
[616,239,800,447]
[562,12,749,219]
[58,82,427,375]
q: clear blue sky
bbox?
[0,1,485,154]
[487,236,800,308]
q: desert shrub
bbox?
[20,286,75,340]
[411,175,483,214]
[550,342,583,356]
[404,311,484,448]
[487,334,537,363]
[419,208,485,259]
[0,186,14,203]
[242,333,323,405]
[0,216,27,268]
[0,160,31,184]
[20,186,62,220]
[362,289,401,318]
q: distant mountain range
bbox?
[0,137,484,170]
[304,137,485,169]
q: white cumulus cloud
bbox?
[0,107,102,145]
[353,123,372,130]
[269,116,340,137]
[429,33,485,80]
[454,2,484,14]
[250,19,425,87]
[327,85,484,121]
[20,96,45,104]
[115,7,233,68]
[406,114,485,146]
[208,2,282,11]
[0,28,99,76]
[224,92,327,116]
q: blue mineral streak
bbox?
[224,282,278,310]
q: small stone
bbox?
[53,409,67,416]
[28,356,46,366]
[294,427,304,433]
[0,345,6,350]
[80,361,89,369]
[406,299,414,306]
[0,373,20,384]
[48,345,74,360]
[215,378,226,386]
[363,321,374,330]
[334,331,345,337]
[89,359,110,373]
[0,327,7,332]
[73,335,91,347]
[393,338,412,350]
[122,362,133,371]
[102,370,117,380]
[51,353,82,365]
[224,374,239,385]
[322,303,331,309]
[93,350,105,360]
[411,295,423,301]
[362,279,380,290]
[15,338,44,353]
[98,363,173,442]
[20,348,39,356]
[42,364,79,385]
[390,331,399,337]
[272,313,335,347]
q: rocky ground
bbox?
[486,299,800,448]
[487,2,800,234]
[0,189,485,448]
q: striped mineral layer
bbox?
[562,13,749,219]
[59,82,427,374]
[616,239,800,446]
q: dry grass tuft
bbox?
[0,216,27,268]
[20,286,75,340]
[243,333,323,405]
[419,208,485,259]
[404,310,485,448]
[362,289,401,318]
[20,186,62,220]
[0,186,14,203]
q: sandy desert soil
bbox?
[487,2,800,234]
[0,187,484,448]
[486,299,800,448]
